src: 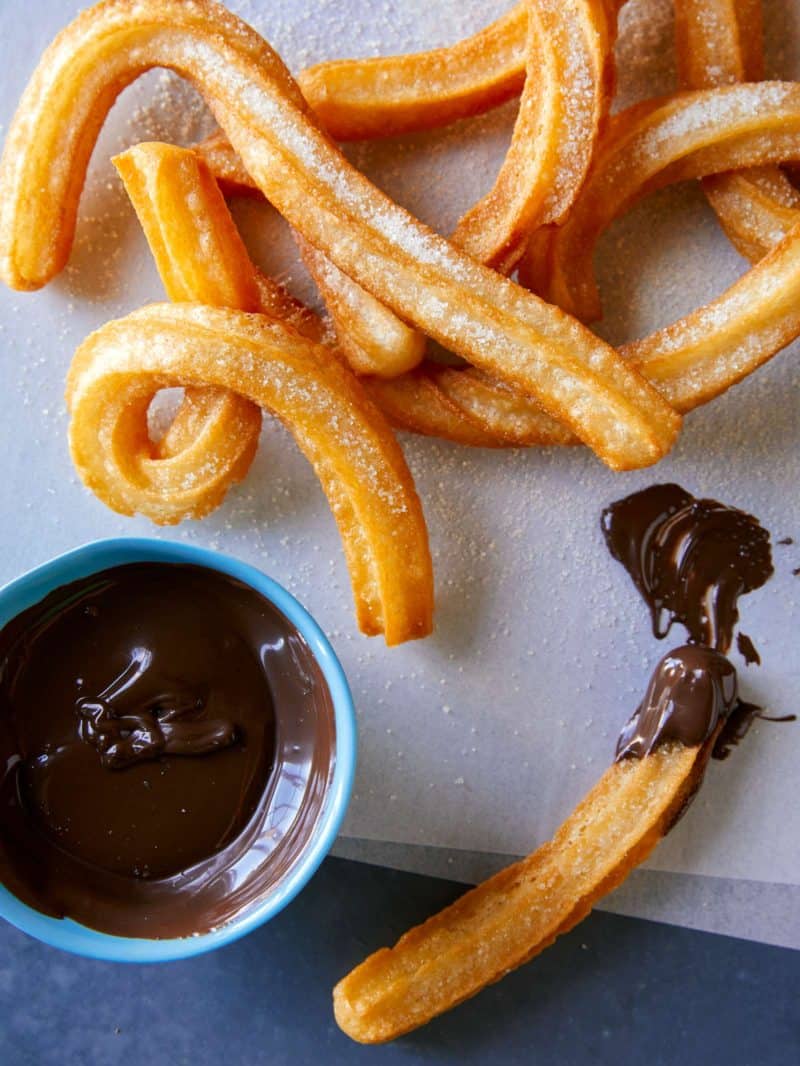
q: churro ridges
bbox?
[67,303,434,645]
[333,742,712,1043]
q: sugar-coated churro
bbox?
[334,741,714,1042]
[674,0,800,263]
[67,302,434,645]
[0,0,679,470]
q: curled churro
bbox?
[111,141,434,646]
[0,0,679,471]
[674,0,800,263]
[452,0,619,271]
[67,302,434,646]
[521,82,800,321]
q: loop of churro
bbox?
[521,82,800,321]
[0,0,679,471]
[67,302,434,646]
[113,141,327,518]
[674,0,800,263]
[110,141,434,646]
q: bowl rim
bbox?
[0,537,357,962]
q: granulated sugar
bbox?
[0,0,797,938]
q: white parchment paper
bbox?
[0,0,798,943]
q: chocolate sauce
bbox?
[601,483,773,653]
[0,563,336,938]
[604,484,791,766]
[736,632,761,667]
[616,646,738,760]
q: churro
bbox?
[111,141,434,645]
[334,741,716,1042]
[297,3,528,141]
[67,303,434,645]
[0,0,679,471]
[182,126,800,451]
[674,0,800,263]
[334,483,776,1041]
[452,0,619,272]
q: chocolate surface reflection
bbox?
[603,484,791,766]
[0,563,336,938]
[601,483,773,653]
[616,645,738,760]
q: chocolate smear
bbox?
[601,483,772,653]
[616,646,738,760]
[605,484,792,767]
[736,633,761,667]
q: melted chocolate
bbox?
[0,563,336,938]
[616,646,738,760]
[601,483,773,653]
[604,483,793,765]
[736,632,761,667]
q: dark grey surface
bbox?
[1,856,798,1065]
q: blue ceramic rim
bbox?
[0,538,357,963]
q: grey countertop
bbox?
[2,856,798,1065]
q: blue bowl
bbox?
[0,538,356,962]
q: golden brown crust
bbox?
[67,303,434,645]
[333,742,715,1042]
[674,0,800,264]
[297,3,528,141]
[0,0,679,470]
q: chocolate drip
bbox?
[713,705,797,760]
[735,633,761,667]
[0,563,336,938]
[601,483,773,653]
[604,483,792,765]
[616,646,738,760]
